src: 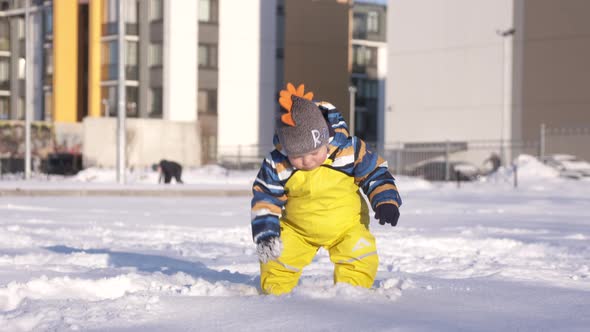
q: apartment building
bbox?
[351,0,387,144]
[90,0,197,122]
[0,0,45,121]
[2,0,391,169]
[218,0,372,163]
[197,0,218,163]
[1,0,214,168]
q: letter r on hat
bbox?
[311,129,321,148]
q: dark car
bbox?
[45,153,83,175]
[408,161,480,181]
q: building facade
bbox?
[0,0,45,122]
[197,0,218,163]
[351,0,387,145]
[2,0,395,169]
[0,0,200,123]
[386,0,590,163]
[0,0,208,168]
[93,0,197,122]
[217,0,354,165]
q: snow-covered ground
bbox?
[1,155,589,331]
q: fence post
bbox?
[445,140,451,181]
[513,162,518,188]
[396,145,402,175]
[237,145,242,170]
[539,123,546,158]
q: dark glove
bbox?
[375,204,400,227]
[256,235,283,263]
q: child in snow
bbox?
[251,83,402,295]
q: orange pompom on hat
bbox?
[276,83,330,156]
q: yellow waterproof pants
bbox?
[260,222,378,295]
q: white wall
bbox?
[163,0,198,122]
[386,0,514,144]
[83,118,201,168]
[218,0,277,157]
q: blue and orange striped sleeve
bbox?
[352,137,402,210]
[251,150,287,243]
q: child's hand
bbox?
[256,236,283,263]
[375,204,400,227]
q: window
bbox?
[103,0,118,35]
[150,0,163,21]
[354,46,365,66]
[99,86,139,117]
[149,43,163,66]
[0,18,9,50]
[13,0,26,9]
[126,41,137,66]
[101,41,118,80]
[17,97,24,120]
[367,11,379,33]
[126,87,138,117]
[101,86,117,116]
[367,47,377,66]
[199,0,218,23]
[18,57,25,79]
[198,45,207,67]
[126,41,138,79]
[0,96,8,120]
[44,49,53,75]
[125,0,137,24]
[353,12,367,39]
[44,6,53,36]
[0,58,9,89]
[104,0,117,23]
[125,0,138,35]
[148,88,162,118]
[198,89,217,114]
[199,0,210,21]
[17,18,24,40]
[198,44,217,68]
[353,78,378,101]
[43,91,52,121]
[353,45,377,72]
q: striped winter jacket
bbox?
[251,102,402,243]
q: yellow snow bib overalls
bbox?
[260,158,378,295]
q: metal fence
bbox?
[379,140,539,181]
[215,123,590,182]
[2,123,588,180]
[540,124,590,161]
[216,143,275,170]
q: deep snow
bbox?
[0,155,589,331]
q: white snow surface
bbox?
[0,155,589,331]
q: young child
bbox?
[251,83,402,295]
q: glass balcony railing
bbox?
[126,65,138,80]
[101,64,139,81]
[101,64,118,81]
[102,23,138,36]
[0,38,9,51]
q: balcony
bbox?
[101,64,138,81]
[0,38,9,52]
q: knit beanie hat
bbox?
[277,83,330,156]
